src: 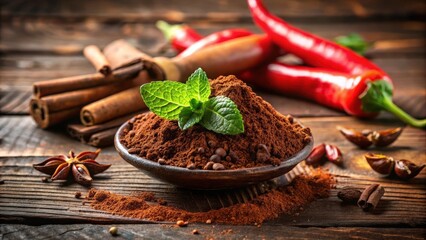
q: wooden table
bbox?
[1,0,425,239]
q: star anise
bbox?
[33,149,111,186]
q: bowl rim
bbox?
[114,115,313,176]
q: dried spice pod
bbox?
[364,153,394,175]
[337,126,372,149]
[371,127,403,147]
[325,144,343,165]
[337,187,362,204]
[394,159,425,180]
[33,149,110,186]
[72,164,93,186]
[337,126,403,148]
[305,144,326,165]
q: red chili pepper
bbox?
[247,0,391,83]
[240,63,379,117]
[156,21,203,52]
[178,29,253,58]
[240,63,426,127]
[157,20,254,56]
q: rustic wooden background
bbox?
[1,0,425,239]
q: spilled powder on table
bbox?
[87,169,335,225]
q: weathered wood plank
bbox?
[0,90,30,114]
[1,224,425,240]
[0,115,424,226]
[0,155,425,226]
[1,20,424,55]
[0,116,117,156]
[2,0,425,21]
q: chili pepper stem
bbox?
[361,80,426,128]
[381,97,426,128]
[156,20,181,41]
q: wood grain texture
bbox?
[2,0,425,21]
[0,116,117,157]
[0,156,424,226]
[0,90,30,114]
[1,20,424,55]
[0,116,424,226]
[1,224,425,240]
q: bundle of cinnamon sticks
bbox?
[30,41,164,147]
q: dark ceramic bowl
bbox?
[115,118,313,190]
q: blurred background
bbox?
[1,0,425,117]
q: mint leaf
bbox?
[140,81,191,120]
[186,68,210,101]
[200,96,244,135]
[140,68,245,134]
[178,106,205,130]
[189,98,203,112]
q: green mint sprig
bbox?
[140,68,244,135]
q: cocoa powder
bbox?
[120,75,311,169]
[87,170,334,225]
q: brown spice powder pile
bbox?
[120,75,311,169]
[87,170,334,225]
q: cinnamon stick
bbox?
[357,184,385,211]
[33,62,143,98]
[104,36,277,83]
[38,80,135,113]
[83,45,111,75]
[74,40,157,126]
[81,86,147,126]
[103,39,165,80]
[153,35,279,82]
[357,184,379,208]
[365,186,385,210]
[88,128,118,147]
[68,112,140,143]
[30,99,81,129]
[30,80,137,128]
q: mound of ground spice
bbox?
[87,170,334,225]
[120,75,311,169]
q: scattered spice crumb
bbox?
[109,226,118,236]
[192,229,200,235]
[41,177,50,183]
[87,170,334,225]
[221,229,233,235]
[176,220,188,227]
[74,191,82,199]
